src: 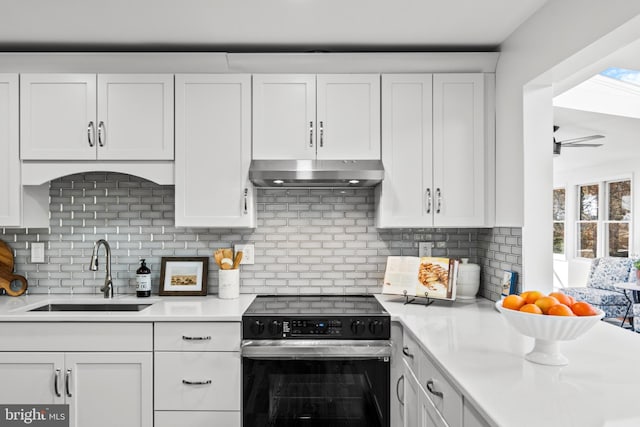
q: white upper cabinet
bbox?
[316,74,380,160]
[175,74,255,228]
[0,74,20,226]
[253,74,316,160]
[21,74,96,160]
[97,74,174,160]
[377,74,433,227]
[432,73,486,227]
[20,73,173,161]
[253,74,380,160]
[377,73,493,228]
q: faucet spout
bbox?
[90,239,113,298]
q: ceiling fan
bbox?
[553,125,604,155]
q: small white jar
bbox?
[218,269,240,299]
[456,258,480,301]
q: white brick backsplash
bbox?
[0,173,519,299]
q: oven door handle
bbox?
[241,340,392,359]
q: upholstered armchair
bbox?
[562,257,637,322]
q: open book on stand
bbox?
[382,256,459,301]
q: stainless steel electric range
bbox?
[241,295,391,427]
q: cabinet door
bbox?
[377,74,433,227]
[65,352,152,427]
[403,359,420,427]
[20,74,97,160]
[97,74,174,160]
[253,74,316,160]
[0,353,65,404]
[0,74,20,226]
[316,74,380,160]
[433,74,485,227]
[175,74,255,228]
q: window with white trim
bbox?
[576,179,631,259]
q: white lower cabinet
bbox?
[0,323,153,427]
[153,322,241,426]
[394,324,490,427]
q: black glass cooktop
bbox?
[244,295,388,316]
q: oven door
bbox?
[242,340,391,427]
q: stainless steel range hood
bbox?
[249,160,384,187]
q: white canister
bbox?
[218,269,240,299]
[456,258,480,301]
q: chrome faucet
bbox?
[89,239,113,298]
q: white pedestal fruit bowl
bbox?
[495,300,604,366]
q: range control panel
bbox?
[242,316,390,340]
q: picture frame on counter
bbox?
[159,257,209,296]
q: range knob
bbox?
[369,320,385,336]
[268,320,283,337]
[250,320,265,336]
[350,320,365,336]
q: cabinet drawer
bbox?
[154,322,240,351]
[155,411,240,427]
[154,352,240,410]
[0,323,152,351]
[420,352,462,427]
[401,330,423,376]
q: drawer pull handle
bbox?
[182,379,212,385]
[396,374,405,405]
[182,335,211,341]
[402,346,414,358]
[54,369,61,397]
[65,369,72,397]
[426,379,443,399]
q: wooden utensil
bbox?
[220,258,233,270]
[0,240,28,297]
[222,248,233,261]
[214,249,224,268]
[232,251,243,269]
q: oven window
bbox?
[243,358,389,427]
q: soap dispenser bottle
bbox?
[136,259,151,297]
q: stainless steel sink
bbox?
[29,303,153,312]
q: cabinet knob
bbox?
[396,374,405,405]
[425,188,432,214]
[319,121,324,147]
[182,379,212,386]
[309,121,314,147]
[436,188,442,214]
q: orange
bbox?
[547,303,575,316]
[571,301,599,316]
[502,294,526,311]
[519,303,543,314]
[534,296,560,314]
[522,290,544,305]
[549,292,575,307]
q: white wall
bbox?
[495,0,640,289]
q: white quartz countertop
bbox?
[376,294,640,427]
[2,292,639,426]
[0,293,255,321]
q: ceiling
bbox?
[553,107,640,172]
[0,0,549,51]
[553,38,640,173]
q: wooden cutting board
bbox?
[0,240,28,297]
